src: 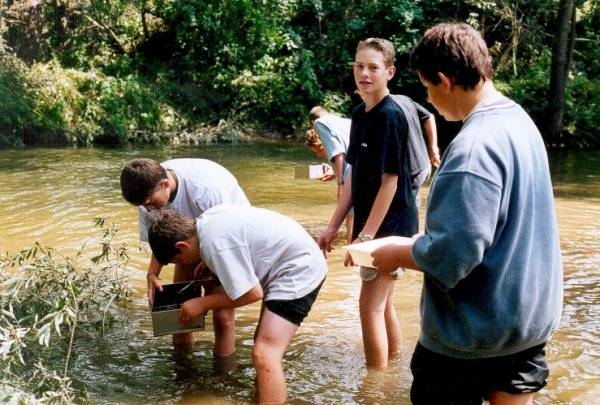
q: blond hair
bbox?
[356,38,396,67]
[305,128,323,148]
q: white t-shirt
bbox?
[314,115,351,177]
[138,159,250,241]
[197,205,328,301]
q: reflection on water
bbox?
[0,145,598,403]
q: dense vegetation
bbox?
[0,0,598,148]
[0,219,133,402]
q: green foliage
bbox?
[225,51,320,132]
[562,73,600,148]
[0,56,29,148]
[0,56,186,146]
[0,0,598,147]
[0,218,133,403]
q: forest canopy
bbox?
[0,0,598,148]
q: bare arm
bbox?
[371,242,421,274]
[317,167,353,255]
[146,253,164,307]
[179,284,264,325]
[331,154,346,183]
[423,116,441,167]
[331,153,346,198]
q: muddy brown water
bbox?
[0,144,598,404]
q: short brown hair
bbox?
[410,23,494,89]
[148,210,196,265]
[120,158,167,206]
[356,38,396,67]
[305,128,322,148]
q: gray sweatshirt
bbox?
[412,93,563,359]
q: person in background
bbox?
[372,23,563,404]
[389,94,441,196]
[120,158,249,357]
[306,107,354,241]
[305,128,336,181]
[308,106,352,196]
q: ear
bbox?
[387,65,396,80]
[175,241,191,251]
[159,178,170,188]
[437,72,453,93]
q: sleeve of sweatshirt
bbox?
[412,171,502,290]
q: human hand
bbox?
[147,273,163,308]
[320,163,335,181]
[343,251,355,267]
[317,227,338,257]
[371,244,403,274]
[429,146,441,168]
[179,297,206,326]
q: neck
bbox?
[458,80,496,120]
[363,88,389,111]
[167,169,178,202]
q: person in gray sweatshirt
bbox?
[371,23,562,405]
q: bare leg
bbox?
[252,308,298,404]
[384,282,401,358]
[345,214,354,244]
[490,391,534,405]
[211,286,236,357]
[359,273,396,368]
[173,263,194,351]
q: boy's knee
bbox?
[251,342,280,369]
[213,308,235,330]
[359,297,386,314]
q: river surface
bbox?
[0,144,598,404]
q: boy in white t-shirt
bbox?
[120,158,250,356]
[147,206,327,404]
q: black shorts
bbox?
[264,279,324,326]
[410,342,549,405]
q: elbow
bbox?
[248,284,264,302]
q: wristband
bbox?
[357,231,374,242]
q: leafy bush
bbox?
[225,50,320,133]
[0,218,133,403]
[0,55,31,148]
[562,74,600,148]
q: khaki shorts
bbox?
[359,266,404,281]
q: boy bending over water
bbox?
[148,206,327,404]
[120,158,249,356]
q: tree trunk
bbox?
[546,0,576,148]
[0,0,5,54]
[141,1,149,40]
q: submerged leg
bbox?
[252,308,298,404]
[359,273,396,368]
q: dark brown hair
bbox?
[410,23,494,89]
[148,210,196,265]
[120,158,167,206]
[356,38,396,67]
